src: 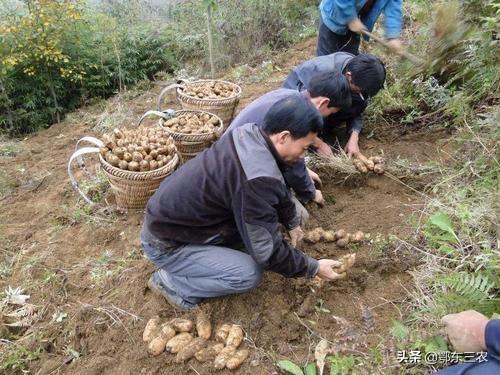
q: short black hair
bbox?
[307,71,352,109]
[344,54,386,97]
[263,95,323,139]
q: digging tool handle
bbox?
[361,30,424,65]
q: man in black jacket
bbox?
[141,96,345,310]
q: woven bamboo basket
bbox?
[157,79,241,128]
[68,134,180,210]
[141,109,224,162]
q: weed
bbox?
[0,344,40,372]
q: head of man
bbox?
[343,54,386,97]
[305,72,352,117]
[263,96,323,164]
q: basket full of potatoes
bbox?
[68,123,180,210]
[157,79,241,127]
[141,109,224,161]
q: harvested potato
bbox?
[113,128,124,139]
[214,346,237,369]
[215,323,231,342]
[148,324,176,356]
[170,318,193,333]
[350,231,365,243]
[335,253,357,273]
[354,152,374,170]
[143,316,161,342]
[165,332,193,353]
[226,325,244,349]
[334,229,347,240]
[226,349,250,370]
[323,231,335,242]
[369,156,384,164]
[195,343,225,362]
[336,237,350,248]
[139,160,150,172]
[373,164,385,174]
[175,337,207,363]
[118,160,128,170]
[353,159,368,173]
[99,147,109,157]
[196,311,212,340]
[128,161,139,171]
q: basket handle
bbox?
[157,83,184,112]
[74,136,104,169]
[138,110,176,128]
[68,146,102,206]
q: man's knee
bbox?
[235,262,263,292]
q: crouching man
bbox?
[141,96,345,311]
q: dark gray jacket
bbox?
[283,52,368,132]
[228,88,316,203]
[142,123,319,278]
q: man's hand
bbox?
[289,226,304,247]
[313,189,325,207]
[441,310,489,352]
[348,18,367,33]
[317,259,346,281]
[314,138,334,158]
[307,167,322,187]
[387,38,403,55]
[344,131,360,156]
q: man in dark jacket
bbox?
[141,96,346,310]
[283,52,386,156]
[228,71,352,209]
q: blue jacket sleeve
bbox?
[383,0,402,39]
[347,114,363,133]
[485,319,500,362]
[283,160,316,203]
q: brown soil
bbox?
[0,38,446,374]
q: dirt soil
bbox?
[0,38,448,374]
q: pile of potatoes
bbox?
[352,152,385,174]
[304,227,365,248]
[162,112,221,135]
[99,127,177,172]
[182,81,238,99]
[143,311,249,370]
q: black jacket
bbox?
[142,124,319,278]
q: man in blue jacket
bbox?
[228,71,352,211]
[142,96,346,311]
[317,0,403,56]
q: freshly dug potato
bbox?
[214,345,236,370]
[215,323,232,342]
[195,343,224,362]
[226,349,250,370]
[118,160,128,170]
[128,161,139,171]
[226,325,244,349]
[148,324,176,356]
[373,164,385,174]
[113,128,124,139]
[175,337,207,363]
[353,159,368,173]
[139,160,150,172]
[132,151,143,162]
[354,152,374,170]
[143,316,161,342]
[335,253,357,273]
[170,318,193,333]
[350,231,365,243]
[196,311,212,340]
[334,229,347,240]
[323,231,335,242]
[369,156,384,164]
[336,237,350,248]
[165,332,193,353]
[304,227,323,243]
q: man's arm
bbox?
[282,159,316,204]
[233,177,319,278]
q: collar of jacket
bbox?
[258,127,292,172]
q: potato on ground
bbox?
[196,310,212,339]
[350,231,365,243]
[226,349,250,370]
[195,343,224,362]
[214,345,237,369]
[335,253,357,273]
[215,323,232,342]
[143,316,161,342]
[148,324,176,355]
[170,318,193,332]
[165,332,193,353]
[225,325,244,348]
[175,337,207,363]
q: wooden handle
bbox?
[361,30,424,65]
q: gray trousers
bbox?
[142,197,308,304]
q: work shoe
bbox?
[147,271,196,311]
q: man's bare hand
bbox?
[307,167,322,187]
[387,38,403,55]
[313,189,325,207]
[441,310,489,352]
[289,226,304,247]
[315,138,334,157]
[344,132,360,156]
[317,259,346,281]
[348,18,367,33]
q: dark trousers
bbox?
[316,15,361,56]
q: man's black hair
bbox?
[263,95,323,139]
[307,71,352,109]
[344,54,386,97]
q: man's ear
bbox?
[319,97,330,109]
[277,130,291,144]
